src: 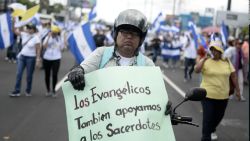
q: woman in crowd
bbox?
[42,25,64,97]
[194,40,241,141]
[10,23,41,97]
[224,38,246,101]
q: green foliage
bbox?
[17,0,36,8]
[47,3,64,14]
[17,0,64,14]
[241,26,249,37]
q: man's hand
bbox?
[67,65,85,90]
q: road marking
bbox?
[161,71,186,97]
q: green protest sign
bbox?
[62,66,175,141]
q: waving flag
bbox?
[210,32,222,42]
[198,34,208,49]
[20,5,40,22]
[68,22,96,64]
[161,45,181,60]
[188,21,199,48]
[0,12,14,49]
[88,3,97,21]
[159,25,180,33]
[150,12,166,32]
[220,21,228,49]
[15,5,40,28]
[151,12,163,29]
[14,13,40,28]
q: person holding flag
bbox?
[9,4,41,97]
[9,22,41,97]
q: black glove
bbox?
[165,101,172,116]
[67,65,85,90]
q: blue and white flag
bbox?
[159,25,180,33]
[88,3,97,21]
[150,12,166,32]
[151,12,163,29]
[210,32,222,42]
[220,21,228,49]
[161,47,181,60]
[68,22,96,64]
[0,12,14,49]
[198,34,208,50]
[188,21,199,48]
[161,42,181,60]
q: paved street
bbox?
[0,50,248,141]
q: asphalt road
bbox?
[0,50,248,141]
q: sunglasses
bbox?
[119,29,140,37]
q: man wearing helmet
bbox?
[67,9,155,91]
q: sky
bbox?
[50,0,248,23]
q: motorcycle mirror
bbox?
[185,87,207,101]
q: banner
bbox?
[62,67,175,141]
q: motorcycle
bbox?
[168,87,207,127]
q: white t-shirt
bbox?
[183,39,197,59]
[20,32,40,57]
[223,46,237,65]
[117,52,136,66]
[43,36,64,60]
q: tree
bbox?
[17,0,36,8]
[240,26,249,39]
[16,0,64,14]
[47,3,64,14]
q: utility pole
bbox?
[226,0,231,37]
[227,0,231,11]
[172,0,176,16]
[4,0,8,12]
[149,0,153,22]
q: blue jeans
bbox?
[14,55,36,93]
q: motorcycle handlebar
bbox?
[172,118,199,127]
[171,114,199,127]
[175,116,192,122]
